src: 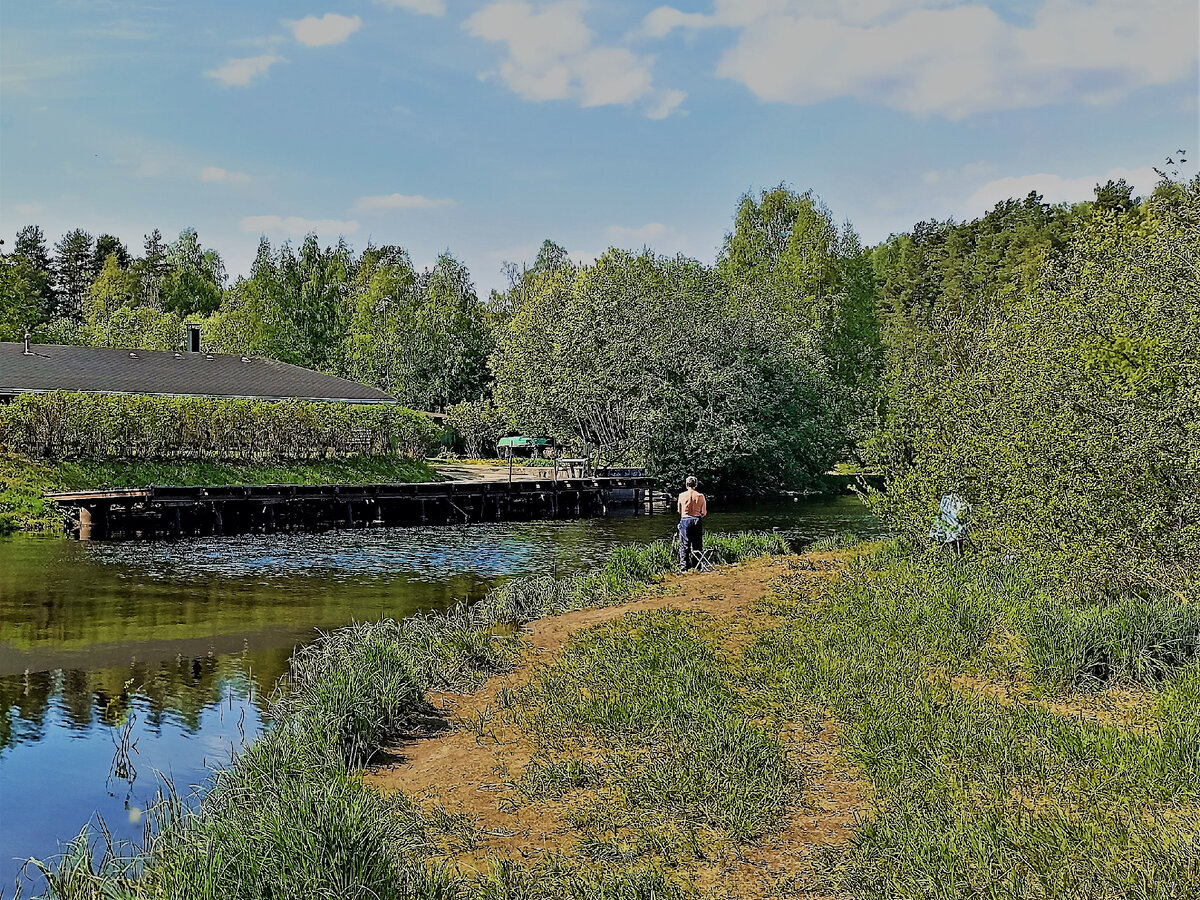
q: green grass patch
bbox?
[743,547,1200,899]
[506,610,795,861]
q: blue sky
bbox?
[2,0,1196,294]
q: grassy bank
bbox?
[24,536,1199,898]
[0,453,439,535]
[23,532,787,900]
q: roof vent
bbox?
[241,356,251,363]
[174,352,182,359]
[205,353,214,360]
[129,351,139,359]
[23,332,32,356]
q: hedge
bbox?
[0,392,441,461]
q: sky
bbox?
[1,0,1197,295]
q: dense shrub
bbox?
[0,392,440,461]
[869,178,1200,590]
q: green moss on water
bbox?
[0,453,439,535]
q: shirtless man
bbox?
[677,475,707,571]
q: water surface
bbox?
[0,497,881,892]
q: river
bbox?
[0,496,881,893]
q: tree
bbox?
[138,229,169,307]
[93,234,131,272]
[53,229,96,322]
[0,242,36,340]
[445,399,507,458]
[13,225,56,321]
[868,175,1199,591]
[492,249,841,488]
[718,186,883,455]
[161,229,225,316]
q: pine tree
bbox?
[52,229,96,322]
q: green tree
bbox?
[718,186,883,455]
[93,234,131,272]
[492,249,840,488]
[0,242,37,340]
[161,228,225,316]
[138,228,169,307]
[869,176,1199,590]
[13,225,56,322]
[53,228,96,321]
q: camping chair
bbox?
[672,532,717,573]
[689,546,717,572]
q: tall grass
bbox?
[743,545,1200,899]
[511,611,795,844]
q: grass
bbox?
[742,546,1200,898]
[0,453,439,534]
[509,611,796,845]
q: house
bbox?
[0,330,396,405]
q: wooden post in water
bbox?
[79,504,107,541]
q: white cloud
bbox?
[206,53,283,87]
[288,13,362,47]
[638,0,1198,118]
[241,215,360,237]
[12,202,44,218]
[645,88,687,119]
[966,166,1160,215]
[354,193,456,211]
[375,0,446,16]
[200,166,252,184]
[465,1,684,117]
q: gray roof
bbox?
[0,343,398,404]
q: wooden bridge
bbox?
[46,475,657,540]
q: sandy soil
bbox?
[363,553,871,896]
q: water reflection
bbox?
[0,496,882,890]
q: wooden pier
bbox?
[46,475,657,540]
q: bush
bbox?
[0,392,440,461]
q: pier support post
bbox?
[79,504,108,541]
[213,507,224,536]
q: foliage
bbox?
[52,229,97,322]
[718,186,885,455]
[444,398,508,458]
[868,177,1200,591]
[492,249,842,490]
[0,392,439,462]
[160,229,225,317]
[0,248,37,341]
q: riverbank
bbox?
[26,536,1199,898]
[0,453,438,534]
[358,544,1200,897]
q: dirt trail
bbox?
[364,553,869,891]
